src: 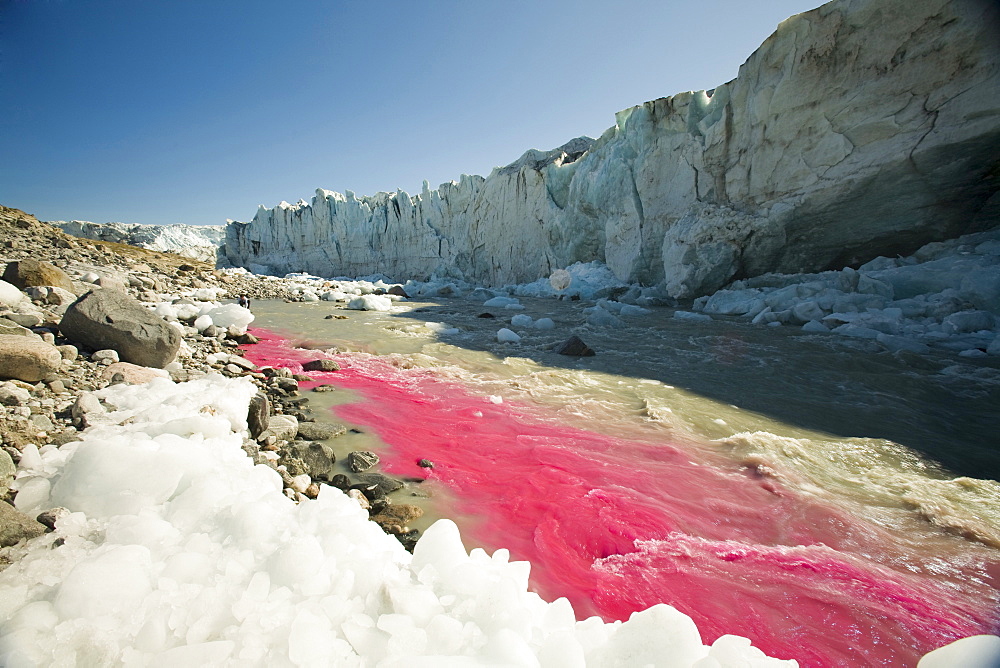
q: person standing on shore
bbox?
[238,294,250,310]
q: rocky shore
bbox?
[1,206,422,566]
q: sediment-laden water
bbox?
[242,297,1000,666]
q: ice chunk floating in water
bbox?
[0,374,796,666]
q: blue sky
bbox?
[2,0,822,226]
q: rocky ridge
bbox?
[0,206,425,565]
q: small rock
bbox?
[0,382,31,406]
[296,421,347,441]
[99,362,169,385]
[347,450,380,473]
[354,472,404,497]
[247,393,270,439]
[371,503,424,528]
[387,285,409,298]
[553,335,596,356]
[418,459,435,469]
[284,441,337,481]
[330,474,352,491]
[91,349,120,365]
[273,377,299,393]
[302,359,340,372]
[312,384,336,393]
[56,345,78,361]
[262,414,298,441]
[347,488,370,510]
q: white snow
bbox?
[0,374,802,667]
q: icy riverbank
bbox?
[0,373,796,667]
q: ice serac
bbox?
[53,221,226,263]
[225,0,1000,297]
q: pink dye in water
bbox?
[244,329,999,666]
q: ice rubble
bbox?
[693,227,1000,357]
[0,374,797,667]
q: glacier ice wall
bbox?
[53,221,226,264]
[225,0,1000,297]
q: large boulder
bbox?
[0,335,62,382]
[59,289,181,368]
[2,259,75,293]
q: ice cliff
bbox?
[53,221,226,264]
[225,0,1000,298]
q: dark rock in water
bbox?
[330,474,352,491]
[417,459,434,469]
[355,472,404,497]
[553,335,595,357]
[388,285,409,298]
[291,374,311,382]
[347,450,380,472]
[324,314,334,319]
[2,259,75,292]
[296,421,346,441]
[303,359,340,372]
[285,441,337,481]
[247,393,270,439]
[313,384,336,393]
[476,312,495,319]
[0,500,46,547]
[60,288,181,368]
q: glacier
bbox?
[224,0,1000,298]
[52,221,226,264]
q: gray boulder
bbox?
[347,450,380,473]
[296,421,346,441]
[285,441,337,482]
[0,501,46,547]
[0,335,63,382]
[263,414,298,442]
[60,288,180,368]
[247,393,270,439]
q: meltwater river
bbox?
[241,295,1000,667]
